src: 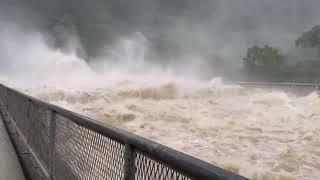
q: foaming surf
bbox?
[0,32,319,180]
[20,75,320,180]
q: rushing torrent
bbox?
[15,77,318,180]
[1,52,319,180]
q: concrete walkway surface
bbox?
[0,116,25,180]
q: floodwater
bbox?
[20,77,319,180]
[1,52,319,180]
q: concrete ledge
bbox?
[0,115,25,180]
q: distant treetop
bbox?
[295,25,320,48]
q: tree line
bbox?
[243,26,320,81]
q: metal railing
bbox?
[226,81,320,87]
[0,84,247,180]
[230,77,320,84]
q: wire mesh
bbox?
[135,152,191,180]
[6,91,30,137]
[0,85,7,106]
[54,114,126,180]
[28,101,51,172]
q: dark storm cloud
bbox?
[1,0,320,78]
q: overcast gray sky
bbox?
[1,0,320,78]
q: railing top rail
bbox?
[226,81,320,86]
[1,84,247,180]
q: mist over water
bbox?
[0,29,318,179]
[25,76,320,180]
[0,1,320,180]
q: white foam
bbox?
[1,30,319,180]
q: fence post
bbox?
[26,99,31,144]
[5,87,9,110]
[49,110,56,180]
[3,85,7,108]
[124,144,135,180]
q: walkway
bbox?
[0,115,25,180]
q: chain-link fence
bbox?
[0,84,247,180]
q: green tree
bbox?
[295,25,320,49]
[293,25,320,79]
[243,45,285,75]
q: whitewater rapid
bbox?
[17,77,318,180]
[0,25,318,180]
